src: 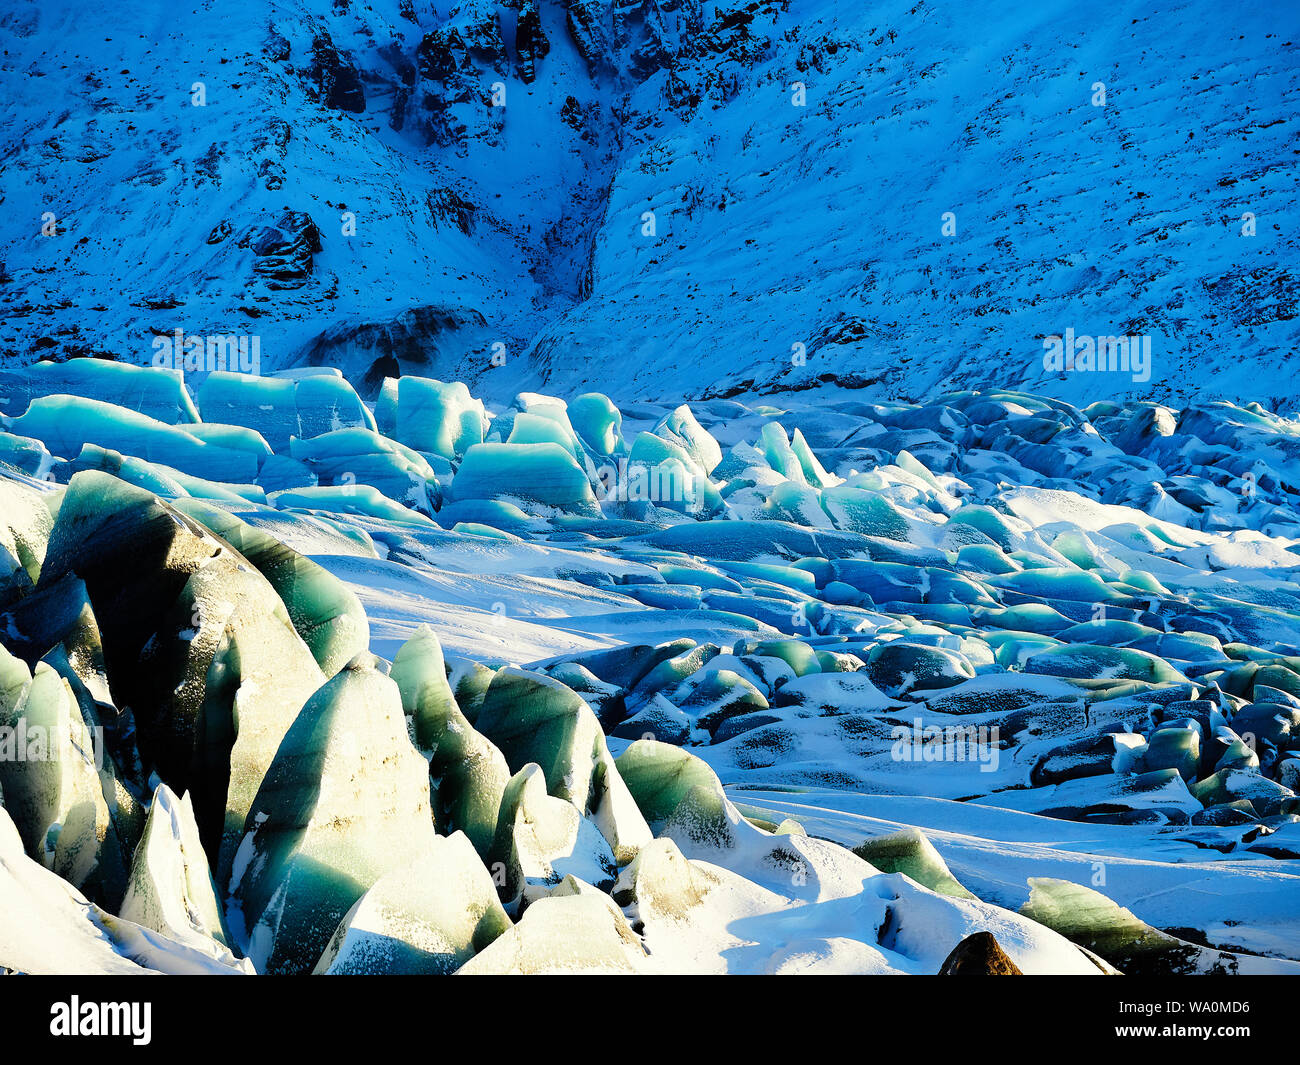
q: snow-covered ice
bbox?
[0,0,1297,978]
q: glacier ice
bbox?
[0,650,132,909]
[118,785,248,970]
[289,427,439,514]
[0,360,199,425]
[196,370,374,453]
[453,442,597,510]
[390,624,510,856]
[11,396,258,483]
[455,891,650,975]
[232,655,438,974]
[3,375,1300,975]
[391,377,486,461]
[314,832,510,975]
[0,805,248,975]
[172,498,369,678]
[38,472,328,884]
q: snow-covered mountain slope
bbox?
[2,0,1296,405]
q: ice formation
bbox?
[2,364,1299,975]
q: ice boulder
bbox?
[625,431,720,516]
[453,443,597,509]
[67,444,266,504]
[255,453,317,493]
[865,642,976,696]
[196,371,374,452]
[38,472,327,881]
[1024,644,1187,685]
[507,410,584,461]
[172,498,369,678]
[289,427,439,514]
[1020,878,1294,975]
[475,668,650,864]
[455,892,650,974]
[314,832,510,975]
[489,763,617,907]
[390,625,510,856]
[0,476,55,607]
[232,656,439,974]
[0,806,249,975]
[10,396,257,483]
[820,486,916,539]
[0,651,133,910]
[0,359,199,424]
[118,785,248,971]
[270,484,437,526]
[851,828,976,899]
[292,371,377,439]
[611,836,718,924]
[615,739,737,850]
[0,431,54,479]
[653,405,722,475]
[392,377,487,461]
[196,373,297,450]
[568,393,623,456]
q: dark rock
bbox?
[427,186,477,235]
[243,209,322,289]
[938,932,1023,975]
[297,303,491,389]
[264,29,290,63]
[310,28,366,113]
[515,0,550,83]
[206,219,232,244]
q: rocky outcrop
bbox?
[310,27,366,113]
[515,0,551,83]
[297,304,493,394]
[242,210,323,290]
[938,932,1024,975]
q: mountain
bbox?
[3,0,1300,981]
[1,0,1295,406]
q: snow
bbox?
[1,0,1298,978]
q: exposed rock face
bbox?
[565,0,616,78]
[938,932,1024,975]
[310,27,366,113]
[515,0,550,82]
[297,304,493,395]
[243,210,323,290]
[427,186,478,236]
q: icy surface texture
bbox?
[4,376,1300,974]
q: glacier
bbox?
[2,364,1300,975]
[0,0,1298,980]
